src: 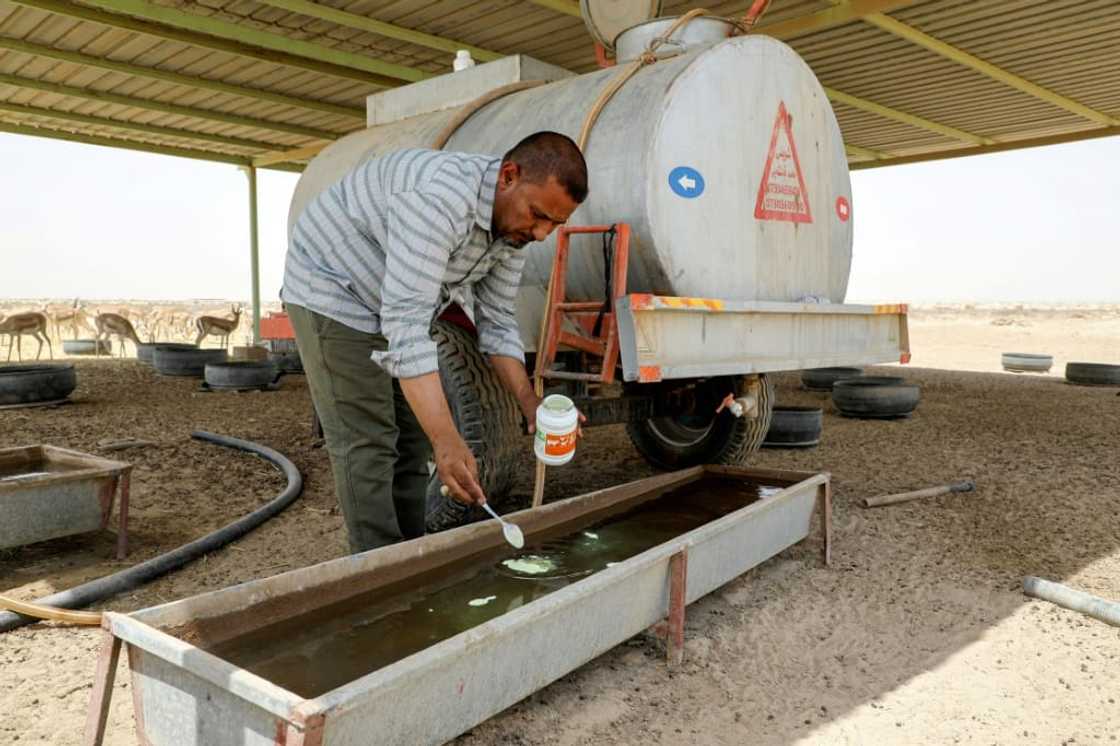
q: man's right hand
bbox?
[397,370,488,507]
[433,433,487,506]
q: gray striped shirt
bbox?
[282,148,525,378]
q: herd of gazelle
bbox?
[0,303,243,361]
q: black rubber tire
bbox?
[1065,362,1120,386]
[152,347,227,377]
[269,350,304,374]
[138,342,194,365]
[763,406,823,448]
[626,375,774,470]
[62,339,111,356]
[832,379,920,419]
[424,321,523,533]
[801,367,864,391]
[204,361,280,389]
[0,363,77,405]
[1001,352,1052,373]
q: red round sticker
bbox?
[836,196,851,222]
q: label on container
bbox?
[754,101,813,224]
[542,430,577,457]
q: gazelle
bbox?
[47,298,95,342]
[95,312,144,357]
[0,311,53,361]
[194,304,243,349]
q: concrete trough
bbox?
[0,445,131,558]
[88,465,830,745]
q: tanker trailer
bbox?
[289,15,909,508]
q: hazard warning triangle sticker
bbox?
[754,101,813,224]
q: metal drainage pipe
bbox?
[0,431,303,633]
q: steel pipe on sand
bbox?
[1023,577,1120,628]
[862,480,975,508]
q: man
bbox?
[282,132,588,553]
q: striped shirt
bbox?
[282,148,525,378]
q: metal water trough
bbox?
[86,465,831,745]
[0,445,132,558]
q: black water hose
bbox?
[0,431,303,633]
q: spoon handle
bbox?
[481,502,502,522]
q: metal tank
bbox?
[288,17,907,497]
[291,33,853,346]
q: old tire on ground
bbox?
[801,367,863,391]
[269,350,304,374]
[0,363,78,405]
[763,406,822,448]
[138,342,194,365]
[152,347,227,377]
[1002,353,1052,373]
[204,361,280,390]
[425,321,523,533]
[832,379,920,419]
[1065,362,1120,386]
[62,339,111,356]
[626,375,774,470]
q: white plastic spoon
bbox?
[441,485,525,549]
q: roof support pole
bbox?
[243,165,262,344]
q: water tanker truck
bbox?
[289,11,909,510]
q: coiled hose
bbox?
[0,430,303,633]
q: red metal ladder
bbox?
[537,223,631,385]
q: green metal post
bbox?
[245,166,262,344]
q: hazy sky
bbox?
[1,132,1117,305]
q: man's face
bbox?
[491,162,579,248]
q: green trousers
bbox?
[287,303,431,553]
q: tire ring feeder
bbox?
[1001,352,1052,373]
[801,367,864,391]
[1065,362,1120,386]
[269,350,304,374]
[763,406,822,448]
[204,361,283,391]
[0,363,78,407]
[62,339,111,356]
[138,342,196,366]
[152,346,227,377]
[832,377,920,419]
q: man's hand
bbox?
[488,356,585,436]
[432,432,487,506]
[398,371,487,506]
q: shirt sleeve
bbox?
[371,189,465,378]
[473,247,527,362]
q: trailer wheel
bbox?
[425,321,522,533]
[626,375,774,469]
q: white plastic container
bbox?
[534,394,578,466]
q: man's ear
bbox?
[499,160,520,188]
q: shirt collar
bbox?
[475,157,502,234]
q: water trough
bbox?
[86,465,830,745]
[0,444,131,558]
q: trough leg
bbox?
[82,629,121,746]
[116,470,131,560]
[666,548,688,667]
[818,481,832,568]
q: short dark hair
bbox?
[502,131,588,203]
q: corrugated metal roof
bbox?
[0,0,1116,170]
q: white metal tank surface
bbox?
[290,34,853,348]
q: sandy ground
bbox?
[1,305,1118,745]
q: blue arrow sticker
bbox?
[668,166,705,199]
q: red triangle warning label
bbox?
[754,101,813,224]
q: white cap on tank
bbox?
[453,50,476,72]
